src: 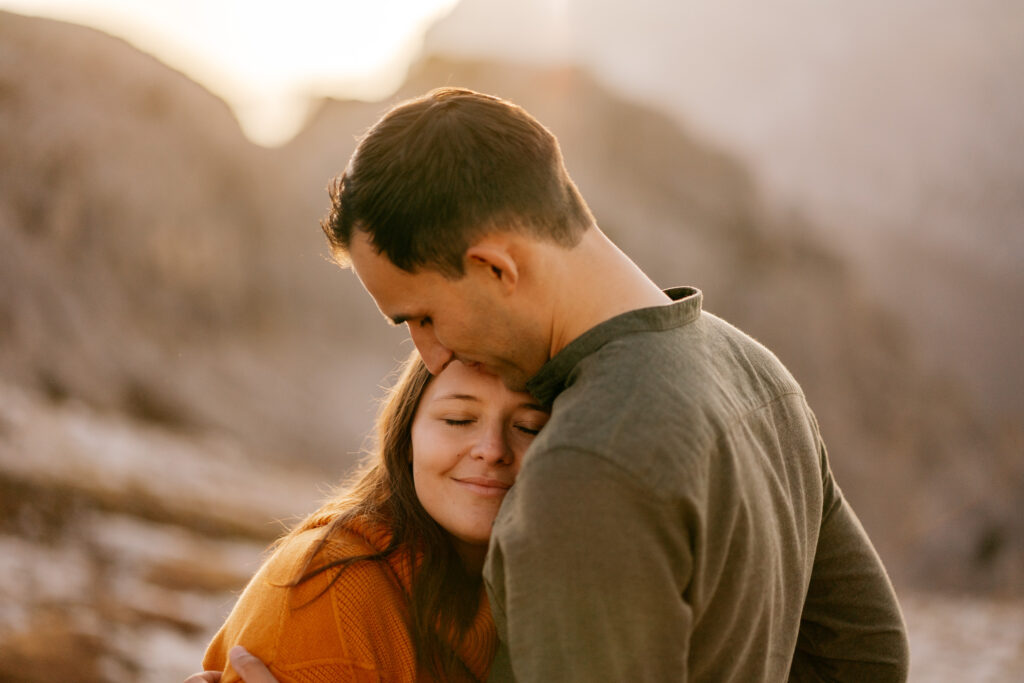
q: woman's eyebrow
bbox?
[435,393,480,402]
[521,402,548,412]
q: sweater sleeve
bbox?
[202,530,417,683]
[485,448,693,682]
[788,437,910,682]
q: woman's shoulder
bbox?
[248,515,394,582]
[203,518,417,680]
[268,521,381,576]
[226,517,407,623]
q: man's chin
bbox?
[458,359,492,375]
[456,358,531,392]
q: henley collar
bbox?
[527,286,703,406]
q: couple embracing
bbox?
[191,88,909,682]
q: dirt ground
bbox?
[902,592,1024,682]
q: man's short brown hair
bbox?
[321,88,594,277]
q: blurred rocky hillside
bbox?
[0,10,1021,681]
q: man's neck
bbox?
[548,227,671,358]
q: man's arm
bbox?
[485,449,693,682]
[789,440,910,682]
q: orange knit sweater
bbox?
[203,517,496,682]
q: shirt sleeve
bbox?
[485,447,694,682]
[788,437,910,682]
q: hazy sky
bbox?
[1,0,457,145]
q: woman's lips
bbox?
[454,476,513,496]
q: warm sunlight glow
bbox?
[1,0,459,145]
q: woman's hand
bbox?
[183,646,279,683]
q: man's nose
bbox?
[408,324,454,375]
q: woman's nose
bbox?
[470,424,514,464]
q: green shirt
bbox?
[484,287,909,682]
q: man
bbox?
[192,87,909,681]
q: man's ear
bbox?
[465,241,519,293]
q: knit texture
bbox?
[204,517,496,682]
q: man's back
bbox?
[485,288,908,681]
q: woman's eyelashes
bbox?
[439,416,545,436]
[515,411,549,437]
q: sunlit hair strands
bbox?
[321,87,594,277]
[280,350,481,679]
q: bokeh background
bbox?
[1,1,1022,680]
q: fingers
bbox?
[229,645,280,683]
[183,673,221,683]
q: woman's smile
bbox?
[410,360,548,552]
[452,475,514,497]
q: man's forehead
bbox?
[348,234,409,291]
[346,231,474,325]
[346,237,425,320]
[347,230,388,271]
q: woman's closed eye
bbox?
[513,409,549,438]
[443,418,475,427]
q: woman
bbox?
[201,351,549,682]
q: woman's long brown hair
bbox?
[281,350,483,679]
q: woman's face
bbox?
[410,361,549,559]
